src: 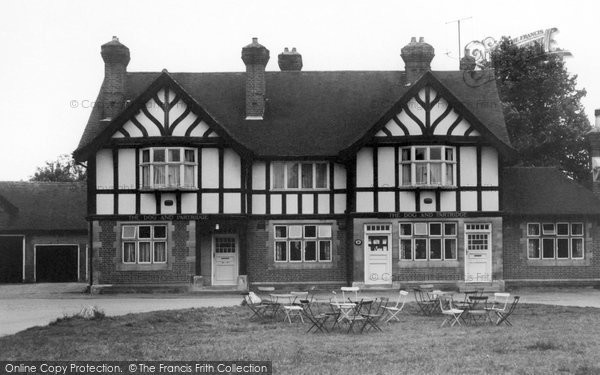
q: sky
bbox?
[0,0,598,180]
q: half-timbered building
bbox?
[73,36,600,292]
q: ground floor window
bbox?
[122,224,168,264]
[274,224,332,262]
[527,222,584,259]
[399,222,457,261]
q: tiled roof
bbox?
[502,167,600,215]
[75,70,510,159]
[0,182,87,231]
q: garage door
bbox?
[0,236,23,283]
[35,245,78,282]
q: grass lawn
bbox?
[1,302,600,374]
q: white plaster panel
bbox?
[201,148,219,188]
[252,194,266,214]
[223,149,241,188]
[181,193,197,214]
[481,191,499,211]
[95,149,113,189]
[96,194,113,215]
[170,112,198,137]
[460,191,478,211]
[460,147,478,186]
[223,193,241,213]
[161,193,177,214]
[420,191,436,212]
[397,111,422,136]
[378,192,395,212]
[481,147,499,186]
[318,194,330,214]
[252,162,266,190]
[451,119,471,136]
[334,194,346,214]
[440,191,456,212]
[140,194,156,214]
[270,194,282,214]
[286,194,298,214]
[202,193,219,213]
[334,163,347,189]
[120,120,143,137]
[302,194,314,214]
[356,148,374,188]
[433,108,458,135]
[117,194,135,214]
[189,120,212,137]
[118,148,136,190]
[356,192,374,212]
[399,191,416,212]
[377,147,395,187]
[145,96,164,127]
[382,118,403,136]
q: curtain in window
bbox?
[430,163,441,185]
[402,164,411,185]
[184,165,195,187]
[272,163,285,189]
[141,166,150,188]
[139,242,151,262]
[315,163,327,188]
[445,164,454,185]
[168,165,180,187]
[154,166,166,186]
[302,163,313,188]
[123,242,136,263]
[416,164,427,184]
[287,163,299,188]
[154,242,167,262]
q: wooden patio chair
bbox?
[495,296,520,326]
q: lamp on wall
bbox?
[215,224,220,231]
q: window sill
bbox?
[139,187,199,192]
[398,185,457,190]
[397,260,460,268]
[116,263,170,271]
[527,259,590,267]
[271,262,334,270]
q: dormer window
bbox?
[399,146,456,187]
[271,162,329,190]
[140,147,197,189]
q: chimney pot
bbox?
[241,38,270,120]
[278,46,303,71]
[100,36,130,120]
[401,37,435,85]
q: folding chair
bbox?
[413,288,436,315]
[384,290,409,323]
[361,297,388,332]
[495,296,520,326]
[242,292,275,322]
[341,286,360,303]
[465,296,492,325]
[485,292,510,321]
[346,299,372,333]
[439,296,464,327]
[302,303,330,334]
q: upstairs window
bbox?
[140,148,197,189]
[399,146,456,187]
[272,162,329,190]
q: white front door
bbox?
[364,224,392,285]
[464,223,492,283]
[212,234,238,286]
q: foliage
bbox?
[489,37,591,182]
[30,154,86,182]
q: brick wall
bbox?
[93,220,194,285]
[245,218,348,284]
[503,217,600,282]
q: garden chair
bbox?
[413,288,437,315]
[346,299,372,333]
[439,296,464,327]
[341,286,360,302]
[242,292,275,322]
[485,292,511,321]
[384,290,409,323]
[465,295,492,325]
[302,303,330,334]
[494,296,520,326]
[361,297,388,332]
[282,291,308,323]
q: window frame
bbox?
[399,222,458,261]
[121,224,168,264]
[399,146,457,187]
[527,222,585,260]
[271,162,330,190]
[273,224,333,263]
[139,147,198,190]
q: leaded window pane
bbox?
[289,241,302,261]
[272,163,285,189]
[287,163,299,188]
[315,163,328,188]
[319,241,331,261]
[304,241,317,261]
[301,163,313,188]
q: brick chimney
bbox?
[100,36,130,120]
[400,37,435,85]
[241,38,270,120]
[587,109,600,197]
[278,47,303,71]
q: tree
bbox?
[30,154,87,182]
[488,37,591,182]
